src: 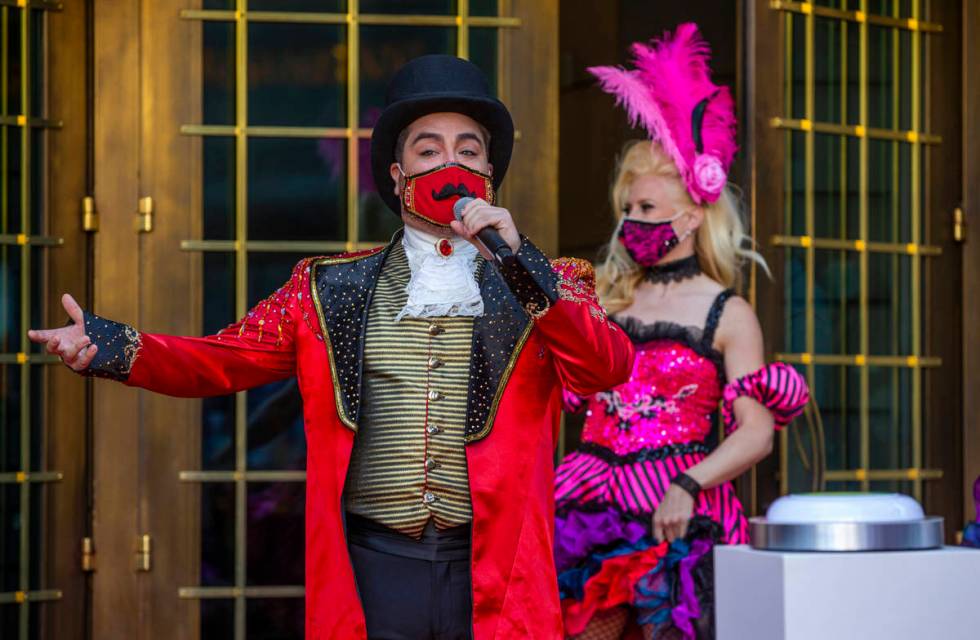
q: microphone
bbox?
[453,197,515,264]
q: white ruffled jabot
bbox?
[395,226,484,321]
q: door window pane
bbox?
[248,23,347,128]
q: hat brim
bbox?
[370,94,515,216]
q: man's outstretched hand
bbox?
[27,294,97,372]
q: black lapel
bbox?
[310,238,398,431]
[464,263,533,443]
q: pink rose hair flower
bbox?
[587,23,737,204]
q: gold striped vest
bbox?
[343,241,475,538]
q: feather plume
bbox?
[588,23,737,203]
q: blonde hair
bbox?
[596,140,768,313]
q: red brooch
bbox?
[436,238,454,257]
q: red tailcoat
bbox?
[94,238,634,639]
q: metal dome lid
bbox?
[750,492,943,552]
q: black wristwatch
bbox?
[671,472,702,501]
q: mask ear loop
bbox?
[395,163,411,211]
[674,209,696,242]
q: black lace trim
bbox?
[643,254,701,285]
[610,287,735,380]
[577,441,710,466]
[611,316,725,375]
[702,288,735,350]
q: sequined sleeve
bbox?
[721,362,810,434]
[81,312,142,381]
[495,237,560,319]
[499,243,634,397]
[77,258,318,397]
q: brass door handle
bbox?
[136,196,154,233]
[953,207,966,243]
[81,537,95,572]
[136,534,151,572]
[82,196,99,232]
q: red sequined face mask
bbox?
[398,162,495,228]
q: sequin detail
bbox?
[496,237,559,319]
[465,249,531,441]
[582,338,721,455]
[310,245,389,429]
[465,241,603,441]
[554,258,615,330]
[579,291,733,456]
[217,257,323,346]
[82,311,142,381]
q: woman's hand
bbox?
[652,483,695,544]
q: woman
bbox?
[555,25,809,639]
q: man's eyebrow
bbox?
[456,132,485,146]
[409,131,444,145]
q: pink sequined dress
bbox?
[554,290,809,638]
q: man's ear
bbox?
[390,163,403,197]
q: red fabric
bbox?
[401,162,495,227]
[560,545,669,636]
[123,250,634,639]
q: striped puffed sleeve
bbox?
[721,362,809,434]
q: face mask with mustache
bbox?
[398,162,495,227]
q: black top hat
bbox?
[370,54,515,215]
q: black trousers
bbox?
[346,513,474,640]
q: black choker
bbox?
[644,255,701,284]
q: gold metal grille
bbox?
[175,2,517,638]
[771,0,940,498]
[0,2,65,638]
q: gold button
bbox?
[427,356,444,370]
[428,323,444,336]
[425,457,438,471]
[426,424,441,435]
[428,390,442,401]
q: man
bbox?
[29,55,634,639]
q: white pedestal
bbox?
[715,545,979,640]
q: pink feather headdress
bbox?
[588,23,736,204]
